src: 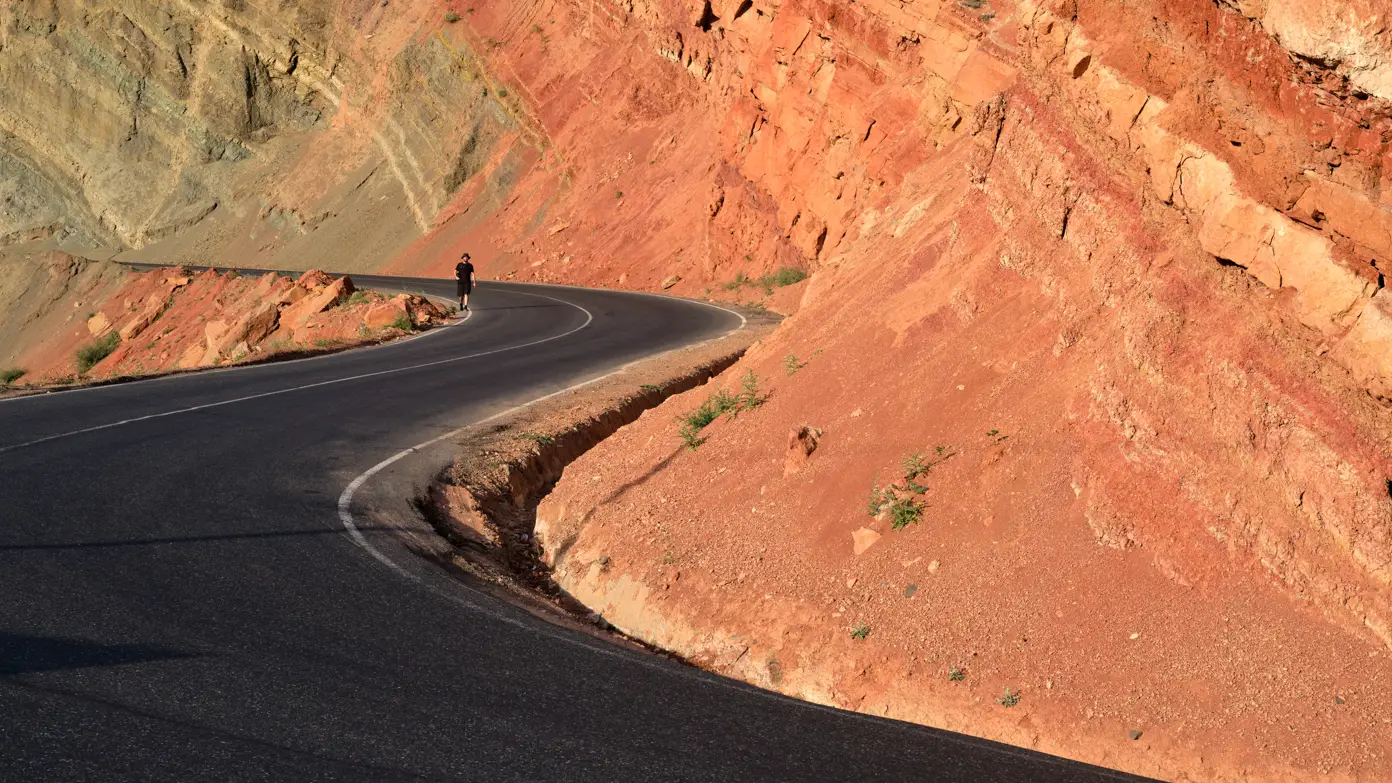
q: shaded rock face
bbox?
[0,0,527,265]
[0,1,324,246]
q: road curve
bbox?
[0,275,1150,782]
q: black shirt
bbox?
[455,261,474,282]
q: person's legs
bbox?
[463,290,470,311]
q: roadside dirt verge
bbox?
[415,308,776,643]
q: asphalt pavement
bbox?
[0,275,1154,781]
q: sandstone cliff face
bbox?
[8,0,1392,776]
[0,0,535,271]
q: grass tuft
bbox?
[850,622,871,640]
[997,687,1021,707]
[783,353,808,376]
[0,368,25,386]
[677,373,764,449]
[76,333,120,373]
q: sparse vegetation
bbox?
[766,266,808,287]
[522,433,556,446]
[640,384,662,393]
[866,446,955,530]
[1,368,25,386]
[960,0,986,8]
[737,370,765,411]
[616,189,624,200]
[949,666,966,681]
[444,10,460,23]
[783,353,808,376]
[887,495,923,530]
[997,687,1021,707]
[722,272,751,291]
[677,373,765,449]
[723,267,808,295]
[390,313,414,332]
[902,451,929,480]
[76,333,120,373]
[347,291,371,306]
[850,622,871,640]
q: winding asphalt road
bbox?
[0,275,1149,781]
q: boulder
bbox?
[283,276,355,330]
[86,312,111,336]
[852,527,882,556]
[405,295,445,327]
[213,301,280,354]
[784,425,823,476]
[365,298,409,329]
[118,295,173,341]
[296,268,334,290]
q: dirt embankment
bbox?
[463,3,1392,779]
[0,258,446,390]
[418,312,774,627]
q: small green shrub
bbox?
[390,313,414,332]
[347,291,371,306]
[722,272,751,291]
[783,354,807,376]
[522,433,556,446]
[949,666,966,681]
[444,11,461,22]
[0,368,25,386]
[616,190,624,200]
[866,484,891,516]
[767,266,808,287]
[997,687,1021,707]
[902,451,929,480]
[676,375,764,448]
[850,622,871,640]
[76,333,120,373]
[887,496,923,530]
[736,370,764,411]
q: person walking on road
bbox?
[455,253,476,312]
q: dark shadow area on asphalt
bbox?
[2,677,423,779]
[0,632,197,675]
[0,525,402,552]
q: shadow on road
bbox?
[0,632,197,676]
[0,525,403,552]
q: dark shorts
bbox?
[456,280,472,296]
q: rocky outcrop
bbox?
[1,263,446,385]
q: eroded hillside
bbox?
[8,0,1392,778]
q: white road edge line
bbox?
[0,292,584,455]
[331,318,1131,771]
[336,300,748,581]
